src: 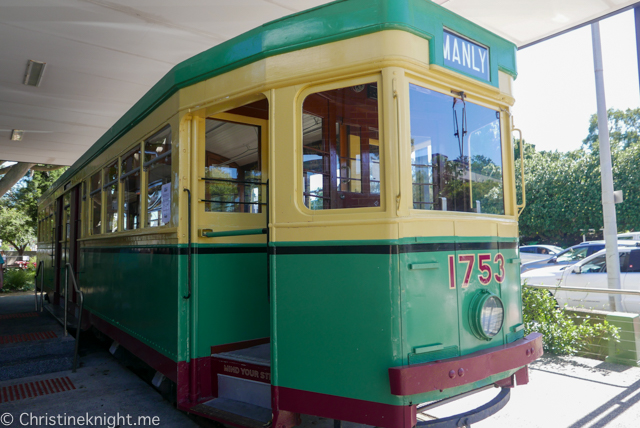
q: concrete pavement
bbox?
[425,355,640,428]
[4,293,640,427]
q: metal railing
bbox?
[525,283,640,296]
[34,261,45,312]
[64,263,84,373]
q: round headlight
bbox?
[469,291,504,340]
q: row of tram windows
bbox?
[36,125,172,241]
[300,81,506,214]
[37,81,508,237]
[90,125,172,234]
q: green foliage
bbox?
[0,207,36,255]
[2,268,35,292]
[516,108,640,246]
[583,108,640,151]
[0,167,67,253]
[523,286,620,355]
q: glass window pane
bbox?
[145,126,172,227]
[145,126,171,163]
[302,82,380,210]
[104,161,118,233]
[122,148,141,230]
[63,193,70,241]
[409,84,504,214]
[204,119,261,213]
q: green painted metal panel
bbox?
[43,0,516,200]
[400,250,460,366]
[194,245,270,359]
[272,237,521,406]
[80,246,181,361]
[271,250,404,405]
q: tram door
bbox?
[54,186,81,309]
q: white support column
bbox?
[591,22,623,312]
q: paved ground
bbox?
[412,355,640,428]
[3,292,640,427]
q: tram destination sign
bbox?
[443,29,489,83]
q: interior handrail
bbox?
[64,263,84,373]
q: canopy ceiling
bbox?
[1,0,638,166]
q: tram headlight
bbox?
[469,291,504,340]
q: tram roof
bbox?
[43,0,519,199]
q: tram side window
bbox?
[63,193,70,240]
[302,82,381,210]
[122,147,141,230]
[104,161,119,233]
[409,85,504,215]
[204,119,262,213]
[90,171,102,235]
[80,181,86,237]
[144,126,172,227]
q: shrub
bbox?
[523,285,620,355]
[2,268,36,292]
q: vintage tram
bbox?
[37,0,542,427]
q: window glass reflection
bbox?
[409,85,504,215]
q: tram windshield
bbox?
[409,85,504,215]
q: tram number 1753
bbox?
[448,253,506,289]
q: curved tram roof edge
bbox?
[42,0,517,202]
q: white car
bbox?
[519,245,564,263]
[521,247,640,313]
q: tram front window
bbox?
[409,84,504,215]
[302,82,381,210]
[204,119,262,213]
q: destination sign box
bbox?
[443,29,490,82]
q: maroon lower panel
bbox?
[90,313,178,383]
[273,386,416,428]
[389,333,543,396]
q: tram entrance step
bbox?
[211,343,271,366]
[191,397,271,428]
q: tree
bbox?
[0,207,36,255]
[517,108,640,246]
[0,166,67,254]
[0,162,66,199]
[582,108,640,151]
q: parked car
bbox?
[520,241,639,273]
[521,247,640,313]
[519,245,564,263]
[617,232,640,241]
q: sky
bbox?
[511,10,640,153]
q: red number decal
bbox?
[448,255,456,289]
[494,253,505,283]
[477,254,492,286]
[458,255,475,288]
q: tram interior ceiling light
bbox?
[10,130,24,141]
[23,60,46,87]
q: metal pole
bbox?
[64,266,68,336]
[591,22,622,311]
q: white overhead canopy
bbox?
[1,0,638,166]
